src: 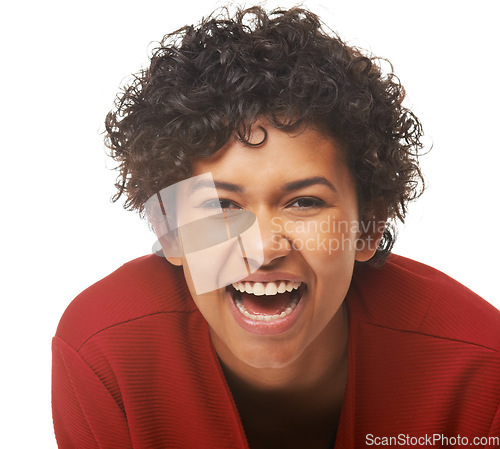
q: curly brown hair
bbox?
[104,5,425,265]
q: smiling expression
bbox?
[166,124,379,371]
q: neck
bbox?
[217,302,349,407]
[215,304,349,449]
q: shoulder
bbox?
[349,254,500,352]
[55,255,196,351]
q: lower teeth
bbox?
[233,291,301,322]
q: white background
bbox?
[1,0,499,447]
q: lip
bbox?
[238,272,304,283]
[226,284,306,335]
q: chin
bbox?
[233,337,308,371]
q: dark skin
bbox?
[221,305,349,449]
[169,126,384,449]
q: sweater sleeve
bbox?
[52,336,134,449]
[486,403,500,448]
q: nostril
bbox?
[267,232,292,253]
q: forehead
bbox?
[192,125,345,171]
[191,125,353,195]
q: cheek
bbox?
[287,216,360,261]
[181,256,232,321]
[181,238,249,295]
[180,258,222,306]
[288,219,358,301]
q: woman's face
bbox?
[168,124,378,370]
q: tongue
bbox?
[240,291,293,315]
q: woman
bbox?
[52,6,500,448]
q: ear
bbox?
[355,202,388,263]
[158,234,184,266]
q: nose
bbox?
[253,213,292,267]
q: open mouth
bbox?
[227,280,306,322]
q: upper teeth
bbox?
[232,281,301,296]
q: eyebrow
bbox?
[192,179,244,193]
[282,176,337,193]
[191,176,336,194]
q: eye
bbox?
[199,198,242,210]
[286,197,327,209]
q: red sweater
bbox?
[52,255,500,448]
